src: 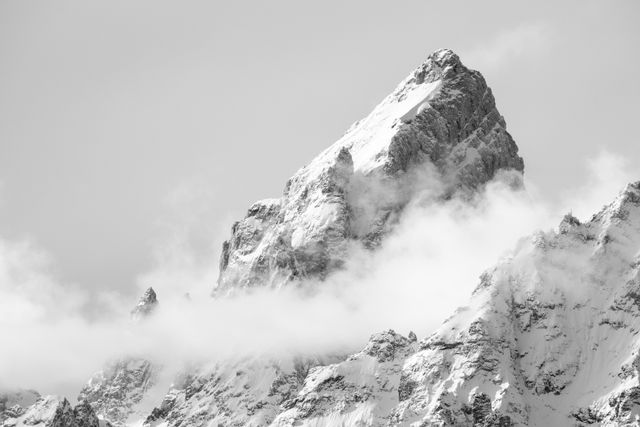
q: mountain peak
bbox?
[140,287,157,303]
[418,48,462,77]
[621,180,640,201]
[430,48,460,64]
[131,287,158,320]
[215,49,523,293]
[590,180,640,225]
[397,48,465,95]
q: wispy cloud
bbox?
[562,150,636,221]
[462,23,549,71]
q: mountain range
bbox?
[2,49,638,427]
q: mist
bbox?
[0,150,635,398]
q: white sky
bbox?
[0,1,638,300]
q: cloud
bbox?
[141,179,224,301]
[0,238,84,324]
[462,23,549,71]
[561,149,637,221]
[0,237,123,396]
[0,151,635,399]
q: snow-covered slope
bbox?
[138,182,640,425]
[78,358,156,426]
[140,355,345,427]
[216,48,524,294]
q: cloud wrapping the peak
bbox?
[0,151,635,398]
[562,150,637,221]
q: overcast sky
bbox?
[0,1,638,300]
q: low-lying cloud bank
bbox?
[0,150,635,397]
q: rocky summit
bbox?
[131,287,158,320]
[5,49,639,426]
[216,48,524,294]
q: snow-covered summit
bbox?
[216,48,524,293]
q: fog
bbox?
[0,151,635,399]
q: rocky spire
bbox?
[131,287,158,320]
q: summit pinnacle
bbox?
[131,287,158,320]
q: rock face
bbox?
[141,356,341,427]
[78,359,155,426]
[216,48,524,294]
[271,330,418,426]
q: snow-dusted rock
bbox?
[78,358,155,426]
[216,48,524,294]
[141,355,342,427]
[1,395,108,427]
[272,330,417,426]
[131,287,158,320]
[0,390,40,425]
